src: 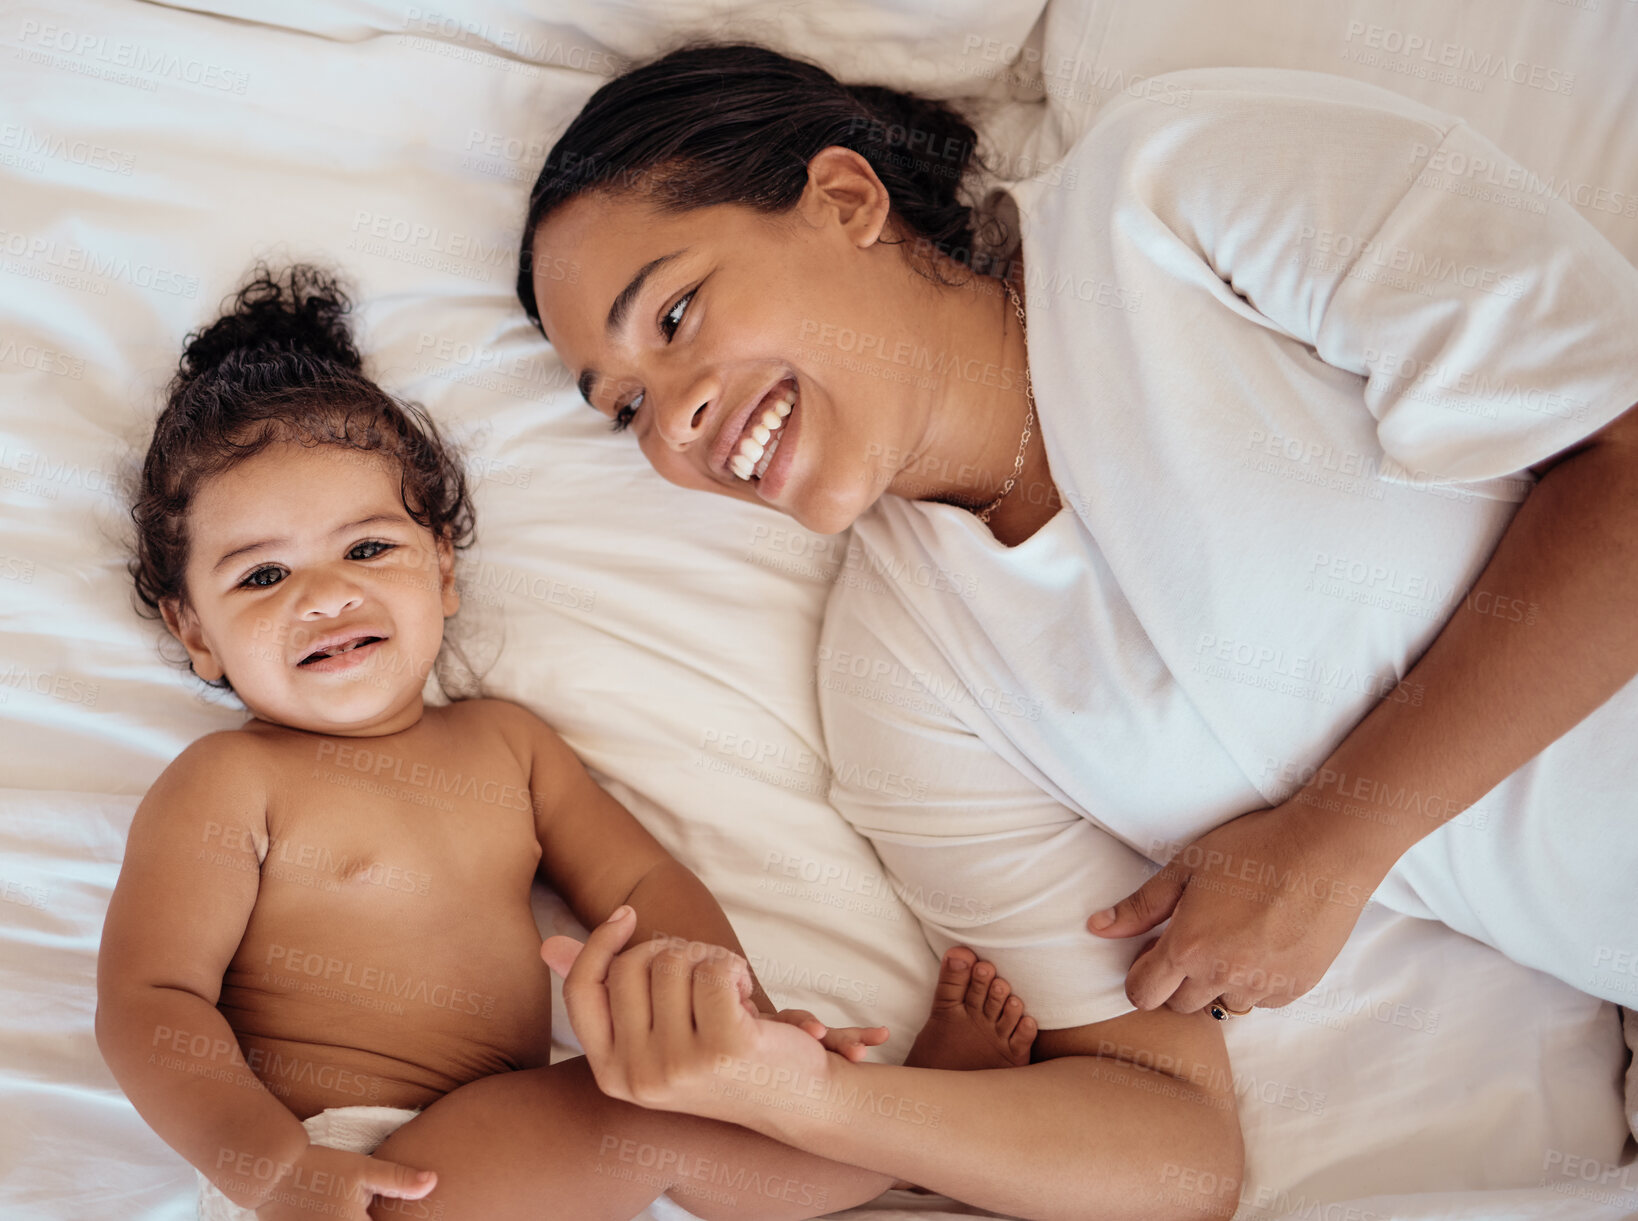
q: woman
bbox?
[519,40,1638,1216]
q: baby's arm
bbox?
[489,702,781,1012]
[93,732,335,1208]
[493,701,883,1052]
[95,733,303,1207]
[95,733,432,1214]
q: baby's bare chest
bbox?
[219,723,556,1108]
[259,728,541,898]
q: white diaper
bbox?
[196,1105,420,1220]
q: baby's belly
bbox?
[219,896,554,1119]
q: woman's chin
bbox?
[784,488,875,538]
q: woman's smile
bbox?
[724,381,797,485]
[748,387,801,500]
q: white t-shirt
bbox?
[819,67,1638,1026]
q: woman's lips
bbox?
[729,382,797,481]
[719,378,795,478]
[753,393,800,501]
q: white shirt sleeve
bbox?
[1116,70,1638,482]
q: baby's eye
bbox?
[348,540,395,560]
[241,566,284,588]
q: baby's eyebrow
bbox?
[210,514,406,574]
[212,537,281,573]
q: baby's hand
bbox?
[252,1144,435,1219]
[767,1009,890,1062]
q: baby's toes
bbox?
[981,976,1012,1022]
[963,959,997,1014]
[995,992,1026,1039]
[1009,1013,1039,1061]
[933,947,978,1009]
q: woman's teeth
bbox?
[729,386,795,481]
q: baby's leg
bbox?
[367,1054,889,1221]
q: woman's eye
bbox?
[661,290,694,341]
[609,289,695,434]
[348,540,395,560]
[240,566,284,588]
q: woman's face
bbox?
[531,148,959,536]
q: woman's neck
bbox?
[893,253,1064,544]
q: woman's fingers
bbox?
[557,905,637,1064]
[1214,991,1260,1015]
[607,925,682,1048]
[1164,975,1224,1015]
[1124,934,1188,1011]
[357,1154,437,1201]
[826,1025,891,1060]
[770,1008,829,1040]
[650,937,707,1052]
[539,935,583,977]
[693,946,754,1040]
[1088,865,1187,939]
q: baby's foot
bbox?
[903,946,1038,1072]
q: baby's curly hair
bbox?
[129,263,477,691]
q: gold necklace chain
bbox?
[975,278,1035,525]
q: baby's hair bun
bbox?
[178,262,363,387]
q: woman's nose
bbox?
[651,378,713,450]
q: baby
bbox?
[95,265,1038,1220]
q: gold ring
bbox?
[1208,998,1255,1021]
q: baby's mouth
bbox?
[298,635,385,666]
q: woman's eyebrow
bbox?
[576,247,689,407]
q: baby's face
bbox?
[161,441,460,736]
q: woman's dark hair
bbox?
[516,40,1013,330]
[129,262,478,692]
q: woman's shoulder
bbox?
[1057,66,1459,177]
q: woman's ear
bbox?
[436,535,460,618]
[159,596,225,682]
[801,145,892,249]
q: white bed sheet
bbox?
[1,0,1635,1218]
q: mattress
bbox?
[2,0,1635,1217]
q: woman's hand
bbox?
[251,1144,435,1219]
[767,1009,891,1062]
[1086,805,1379,1013]
[541,907,837,1127]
